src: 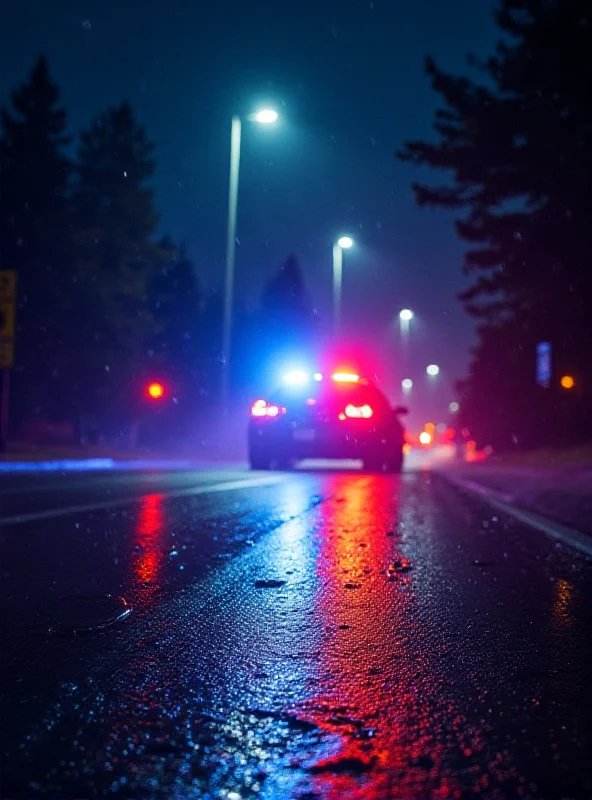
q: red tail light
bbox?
[251,399,285,418]
[343,404,373,419]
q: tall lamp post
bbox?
[333,236,353,337]
[221,108,278,409]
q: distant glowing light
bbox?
[255,109,278,124]
[425,422,435,434]
[426,364,440,376]
[306,398,316,406]
[449,401,460,413]
[332,372,360,383]
[337,236,353,249]
[147,382,164,399]
[267,405,280,417]
[402,378,413,390]
[399,309,413,322]
[284,370,308,385]
[419,431,432,445]
[314,372,323,381]
[560,375,575,390]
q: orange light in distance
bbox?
[147,382,164,399]
[560,375,575,390]
[332,372,360,383]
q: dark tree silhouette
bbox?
[398,0,592,448]
[0,56,75,421]
[261,255,313,335]
[74,101,163,416]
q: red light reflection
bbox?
[133,494,165,606]
[295,475,479,798]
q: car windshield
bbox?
[272,381,390,411]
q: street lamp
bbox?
[333,236,354,336]
[402,378,413,391]
[399,309,413,322]
[426,364,440,376]
[221,108,278,408]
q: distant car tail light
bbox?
[251,400,284,418]
[332,372,359,383]
[344,403,373,419]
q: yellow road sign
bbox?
[0,301,15,338]
[0,271,17,301]
[0,339,14,369]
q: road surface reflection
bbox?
[295,474,484,798]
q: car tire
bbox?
[363,457,385,474]
[249,451,271,470]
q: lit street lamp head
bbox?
[337,236,353,249]
[426,364,440,376]
[399,309,414,322]
[255,109,278,124]
[402,378,413,390]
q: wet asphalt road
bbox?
[1,466,592,800]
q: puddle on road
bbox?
[3,594,132,636]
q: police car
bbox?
[248,369,408,472]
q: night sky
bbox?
[1,0,498,427]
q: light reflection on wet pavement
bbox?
[1,468,592,798]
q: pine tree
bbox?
[0,56,75,421]
[398,0,592,446]
[74,101,162,416]
[146,237,201,394]
[261,255,314,336]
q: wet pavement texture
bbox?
[1,467,592,799]
[445,464,592,535]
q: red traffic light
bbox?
[146,381,165,399]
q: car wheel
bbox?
[387,458,403,473]
[249,451,271,470]
[363,457,386,473]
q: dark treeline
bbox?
[400,0,592,451]
[0,57,316,447]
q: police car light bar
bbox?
[283,370,309,385]
[332,372,359,383]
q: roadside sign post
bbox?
[0,271,17,453]
[536,342,551,389]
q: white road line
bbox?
[442,472,592,558]
[0,475,285,527]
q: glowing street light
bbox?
[402,378,413,391]
[222,108,278,408]
[560,375,575,390]
[399,309,413,322]
[333,236,354,336]
[254,109,278,124]
[449,401,460,413]
[426,364,440,376]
